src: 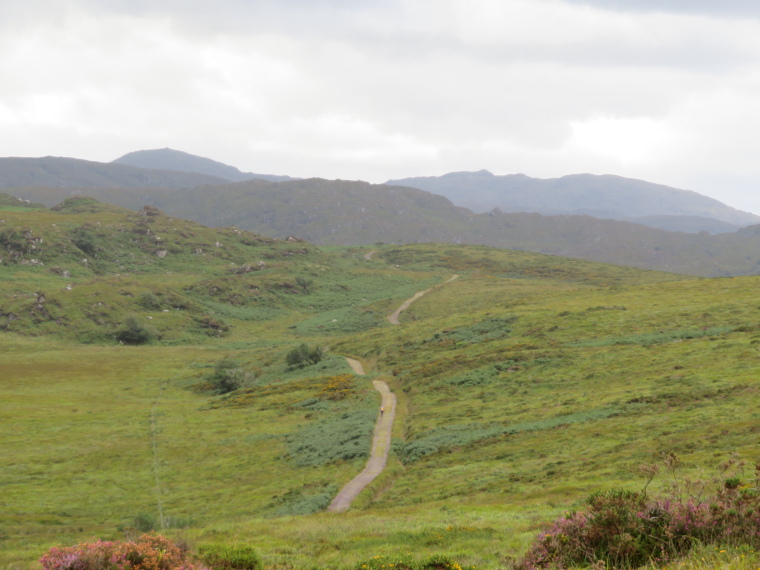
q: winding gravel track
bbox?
[387,275,459,325]
[328,359,396,513]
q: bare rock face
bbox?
[155,249,168,258]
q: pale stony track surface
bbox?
[328,360,396,513]
[387,274,459,325]
[363,250,376,260]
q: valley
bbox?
[2,195,760,568]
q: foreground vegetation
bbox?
[2,197,760,569]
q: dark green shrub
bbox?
[285,343,323,369]
[115,315,156,345]
[71,228,98,256]
[129,512,158,532]
[196,544,263,570]
[295,276,314,293]
[138,291,162,310]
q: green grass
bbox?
[4,231,760,569]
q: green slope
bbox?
[7,182,760,277]
[2,203,760,569]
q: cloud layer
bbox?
[3,0,760,213]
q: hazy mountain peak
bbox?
[387,171,760,231]
[113,148,296,183]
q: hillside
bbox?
[387,170,760,232]
[6,182,760,277]
[113,148,297,182]
[0,156,226,189]
[3,200,760,569]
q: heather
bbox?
[39,534,207,570]
[519,454,760,569]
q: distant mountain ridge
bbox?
[113,148,297,182]
[8,180,760,278]
[0,156,226,189]
[387,170,760,233]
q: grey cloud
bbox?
[560,0,760,17]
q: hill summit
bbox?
[113,148,297,183]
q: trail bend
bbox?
[328,359,396,513]
[387,274,459,325]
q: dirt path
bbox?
[345,357,365,375]
[328,360,396,513]
[387,274,459,325]
[363,250,376,260]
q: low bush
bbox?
[115,315,157,345]
[268,484,339,516]
[196,544,263,570]
[139,291,162,310]
[518,454,760,569]
[286,343,324,369]
[208,358,255,394]
[39,534,207,570]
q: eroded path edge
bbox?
[328,359,396,513]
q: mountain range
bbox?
[4,148,760,277]
[387,170,760,233]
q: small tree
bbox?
[115,315,156,345]
[286,344,324,369]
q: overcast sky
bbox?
[3,0,760,213]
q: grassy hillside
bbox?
[7,184,760,278]
[0,157,225,189]
[3,199,760,569]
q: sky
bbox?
[3,0,760,213]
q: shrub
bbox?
[71,228,98,256]
[115,315,157,345]
[285,343,324,369]
[518,456,760,569]
[196,544,263,570]
[39,533,208,570]
[208,358,254,394]
[295,276,314,293]
[138,291,162,310]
